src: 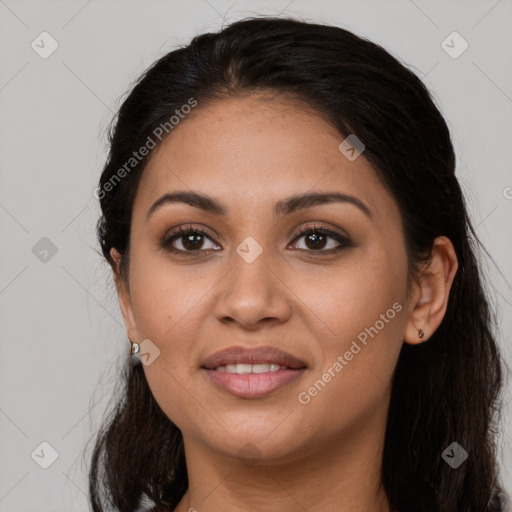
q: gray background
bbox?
[1,0,511,510]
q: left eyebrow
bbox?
[146,190,372,220]
[274,192,372,219]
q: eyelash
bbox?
[160,223,353,256]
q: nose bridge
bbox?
[228,234,275,299]
[214,234,291,327]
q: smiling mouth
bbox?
[201,346,307,399]
[213,363,290,373]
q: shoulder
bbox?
[489,485,510,512]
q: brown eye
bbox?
[180,232,206,251]
[302,231,329,250]
[161,225,221,254]
[290,225,353,253]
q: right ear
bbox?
[110,247,139,343]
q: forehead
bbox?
[134,94,396,223]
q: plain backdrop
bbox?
[0,0,511,510]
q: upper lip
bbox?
[201,346,307,370]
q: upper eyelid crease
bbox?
[146,191,372,221]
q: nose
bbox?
[213,246,292,331]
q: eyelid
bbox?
[290,223,350,242]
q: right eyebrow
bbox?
[147,191,226,220]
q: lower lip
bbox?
[203,368,306,399]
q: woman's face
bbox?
[114,94,413,464]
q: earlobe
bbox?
[404,236,459,345]
[109,247,139,343]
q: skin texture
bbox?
[111,94,458,512]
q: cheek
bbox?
[288,243,407,341]
[289,246,407,409]
[130,262,207,429]
[292,305,405,446]
[128,250,213,341]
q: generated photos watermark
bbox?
[298,301,403,405]
[94,97,198,200]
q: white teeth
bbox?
[252,364,272,373]
[215,363,287,374]
[236,363,252,374]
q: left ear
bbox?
[404,236,459,344]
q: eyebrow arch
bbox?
[146,190,372,220]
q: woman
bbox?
[89,16,508,512]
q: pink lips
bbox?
[201,346,307,399]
